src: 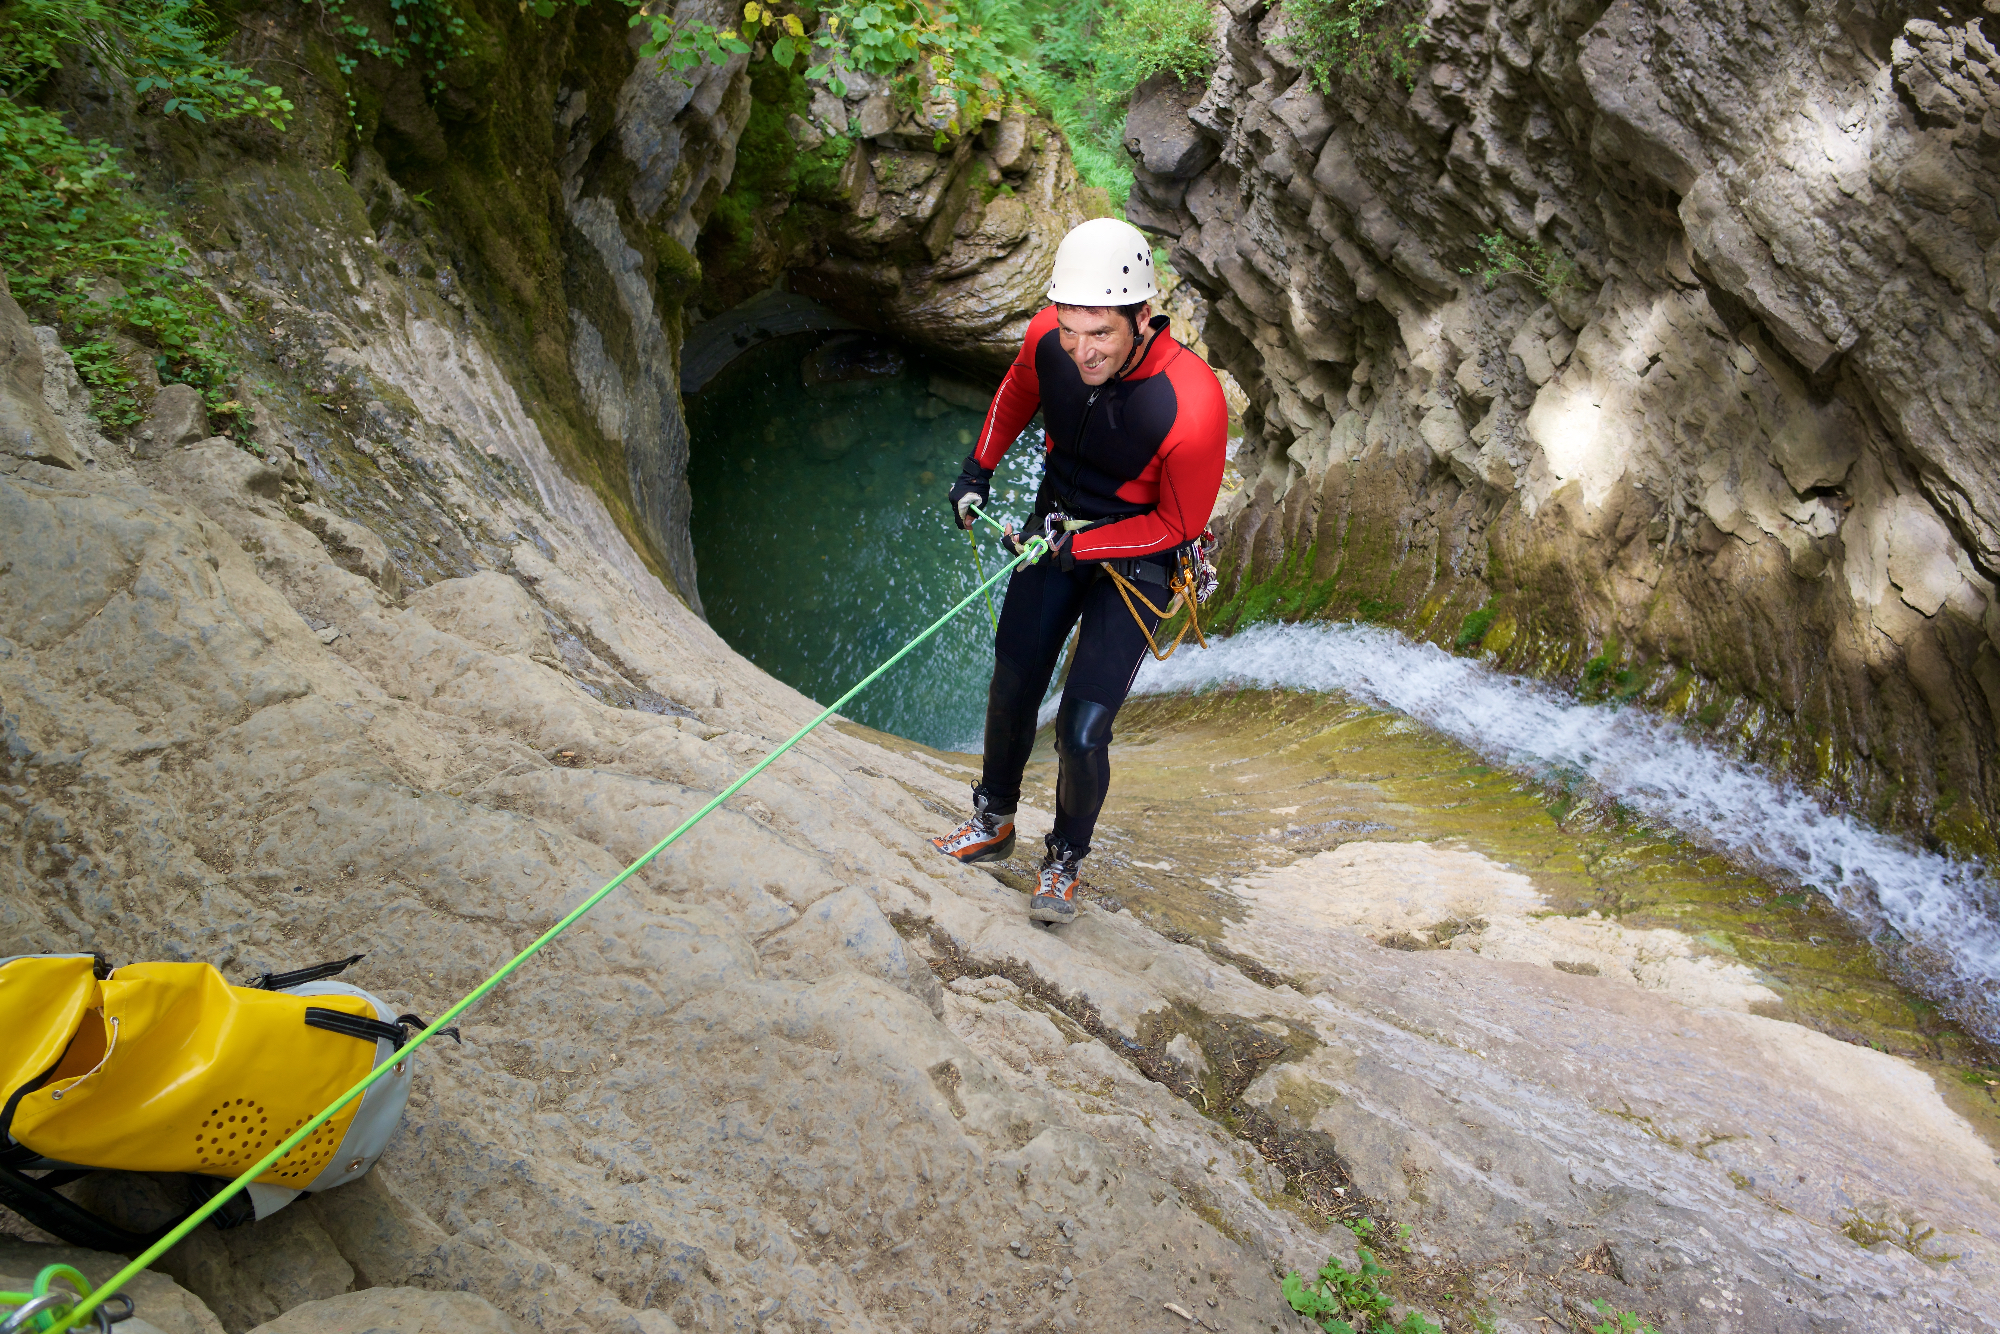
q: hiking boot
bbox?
[930,789,1016,864]
[1028,836,1084,924]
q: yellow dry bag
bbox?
[0,953,447,1251]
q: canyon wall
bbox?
[1131,0,2000,851]
[9,4,2000,1330]
[52,0,1089,622]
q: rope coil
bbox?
[1104,560,1208,662]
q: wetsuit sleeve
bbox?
[969,307,1056,471]
[1069,355,1229,561]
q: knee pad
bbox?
[988,654,1035,714]
[1054,697,1115,763]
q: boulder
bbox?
[242,1288,520,1334]
[0,273,80,470]
[134,383,212,459]
[406,571,557,659]
[35,328,119,468]
[295,501,403,597]
[758,885,948,1017]
[0,1241,221,1334]
[809,86,848,134]
[852,91,894,139]
[990,113,1030,173]
[927,372,994,411]
[152,439,285,514]
[1123,74,1218,180]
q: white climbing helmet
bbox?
[1046,218,1160,307]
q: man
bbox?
[929,218,1228,925]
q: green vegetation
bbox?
[1282,1220,1441,1333]
[1838,1206,1960,1264]
[641,0,1216,208]
[694,52,857,307]
[1280,0,1427,92]
[1454,603,1496,650]
[1101,0,1217,85]
[321,0,471,96]
[633,0,1032,129]
[1589,1303,1660,1334]
[1463,231,1580,297]
[1020,0,1213,203]
[1,0,293,122]
[0,0,291,425]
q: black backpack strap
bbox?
[303,1007,409,1049]
[245,954,365,991]
[0,1163,180,1253]
[303,1008,462,1052]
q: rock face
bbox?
[9,270,2000,1328]
[54,0,755,616]
[694,62,1100,375]
[0,273,1297,1333]
[803,109,1097,372]
[1129,0,2000,847]
[244,1287,521,1333]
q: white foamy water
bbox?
[1130,621,2000,1041]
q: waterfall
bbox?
[1129,621,2000,1043]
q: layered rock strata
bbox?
[1129,0,2000,847]
[700,64,1100,375]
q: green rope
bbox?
[49,525,1049,1333]
[963,521,998,632]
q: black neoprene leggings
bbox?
[978,556,1164,855]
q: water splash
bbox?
[1131,621,2000,1044]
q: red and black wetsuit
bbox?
[957,305,1228,855]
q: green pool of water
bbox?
[687,333,1044,748]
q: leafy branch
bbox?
[631,0,1032,126]
[1589,1302,1661,1334]
[1279,0,1427,92]
[1462,232,1580,297]
[1,0,280,425]
[2,0,293,126]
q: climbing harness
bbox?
[42,522,1052,1334]
[1102,530,1219,663]
[968,503,1214,661]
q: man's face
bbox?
[1056,304,1149,386]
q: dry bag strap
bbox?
[303,1008,460,1053]
[0,1162,185,1253]
[246,954,365,991]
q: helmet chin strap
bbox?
[1108,313,1162,383]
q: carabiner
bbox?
[1,1293,71,1333]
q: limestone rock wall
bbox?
[54,0,755,613]
[796,98,1098,372]
[694,60,1101,376]
[1131,0,2000,847]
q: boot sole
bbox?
[1027,897,1078,924]
[934,830,1016,864]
